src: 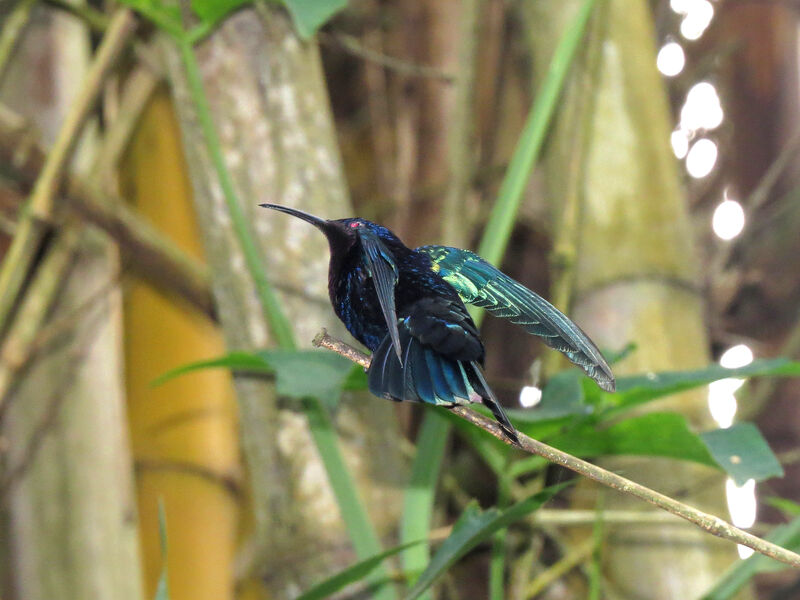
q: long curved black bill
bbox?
[357,227,403,364]
[259,203,330,229]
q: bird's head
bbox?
[259,204,403,253]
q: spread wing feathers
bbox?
[417,245,616,392]
[358,228,403,362]
[367,298,519,443]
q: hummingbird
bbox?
[260,204,615,444]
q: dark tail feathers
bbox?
[368,329,520,445]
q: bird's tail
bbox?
[368,329,520,444]
[468,365,520,445]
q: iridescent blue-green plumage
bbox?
[260,204,616,445]
[416,246,615,392]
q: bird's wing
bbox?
[357,227,403,362]
[416,245,615,392]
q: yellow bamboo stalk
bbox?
[121,88,240,600]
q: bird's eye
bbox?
[349,222,360,228]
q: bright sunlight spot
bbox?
[708,345,753,429]
[708,384,737,428]
[727,478,757,528]
[686,138,718,178]
[727,475,757,561]
[720,344,754,369]
[738,545,755,560]
[679,0,715,40]
[657,42,686,77]
[519,385,542,408]
[727,478,758,560]
[681,82,724,132]
[670,0,693,14]
[671,129,690,159]
[713,199,745,240]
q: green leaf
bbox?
[476,0,598,265]
[283,0,347,39]
[342,363,368,390]
[154,500,169,600]
[700,423,784,485]
[152,351,273,386]
[765,497,800,518]
[405,484,568,600]
[548,412,717,468]
[153,349,354,407]
[116,0,183,36]
[508,370,589,423]
[260,350,354,407]
[400,410,450,598]
[191,0,249,25]
[610,358,800,417]
[444,407,511,474]
[297,540,424,600]
[701,515,800,599]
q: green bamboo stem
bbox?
[0,0,38,85]
[0,8,136,335]
[406,3,599,596]
[176,38,294,348]
[477,0,598,266]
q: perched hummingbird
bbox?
[260,204,615,444]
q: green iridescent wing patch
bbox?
[417,245,615,392]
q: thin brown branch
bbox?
[312,330,800,569]
[0,102,216,318]
[711,127,800,277]
[0,227,79,416]
[0,8,137,334]
[525,539,595,599]
[135,458,243,499]
[43,0,111,32]
[0,0,37,86]
[319,32,455,82]
[95,62,162,189]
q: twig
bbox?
[312,330,800,569]
[711,127,800,277]
[28,8,136,221]
[0,102,215,318]
[0,8,137,334]
[134,458,242,498]
[525,539,595,599]
[740,305,800,420]
[43,0,111,32]
[94,62,162,190]
[319,32,455,82]
[0,0,37,86]
[0,227,79,416]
